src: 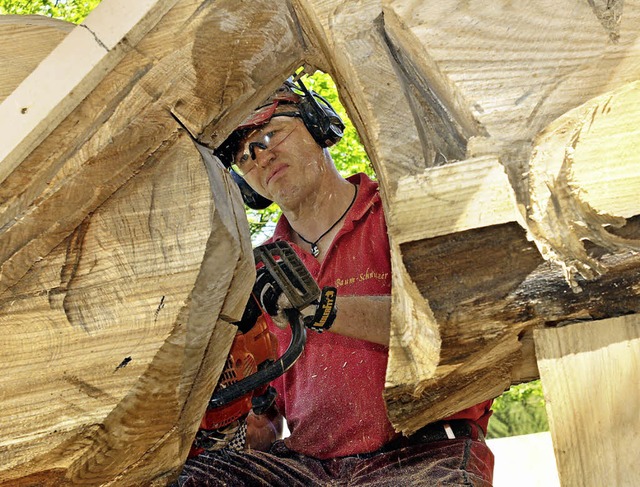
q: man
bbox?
[177,79,494,486]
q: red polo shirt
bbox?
[266,173,491,459]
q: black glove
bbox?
[234,267,280,333]
[272,286,338,333]
[237,267,338,333]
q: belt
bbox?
[356,420,482,459]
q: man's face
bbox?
[236,116,325,206]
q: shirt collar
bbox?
[269,172,380,243]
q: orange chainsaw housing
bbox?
[189,312,278,457]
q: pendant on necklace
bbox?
[310,244,320,257]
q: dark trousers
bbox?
[175,436,494,486]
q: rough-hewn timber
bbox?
[1,0,640,484]
[536,315,640,487]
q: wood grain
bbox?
[535,316,640,487]
[387,217,640,433]
[3,0,640,481]
[0,16,74,103]
[0,130,247,485]
[0,0,177,186]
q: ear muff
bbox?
[294,78,345,149]
[230,169,273,210]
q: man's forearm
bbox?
[330,295,391,346]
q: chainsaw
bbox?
[188,241,337,457]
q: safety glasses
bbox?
[232,115,301,176]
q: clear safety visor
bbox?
[232,114,301,176]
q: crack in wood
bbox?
[114,356,132,372]
[588,0,623,43]
[79,24,109,52]
[379,19,469,167]
[59,220,92,333]
[154,296,166,323]
[65,374,114,400]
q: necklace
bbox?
[296,185,358,257]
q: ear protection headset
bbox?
[215,77,345,210]
[293,77,344,151]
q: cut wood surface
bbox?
[0,16,73,102]
[2,0,640,482]
[535,316,640,487]
[528,80,640,287]
[0,6,285,483]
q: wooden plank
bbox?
[0,0,177,186]
[389,156,521,244]
[0,16,73,103]
[535,316,640,487]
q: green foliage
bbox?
[0,0,101,23]
[487,380,549,439]
[305,72,375,179]
[246,205,280,244]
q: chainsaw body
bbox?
[189,242,320,457]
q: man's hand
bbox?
[252,266,316,330]
[269,293,315,329]
[252,266,337,332]
[272,288,337,332]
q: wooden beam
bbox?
[388,156,521,244]
[387,77,640,430]
[535,316,640,487]
[0,16,73,103]
[387,216,640,434]
[0,0,177,186]
[0,1,302,482]
[0,129,249,485]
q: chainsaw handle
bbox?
[208,309,306,410]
